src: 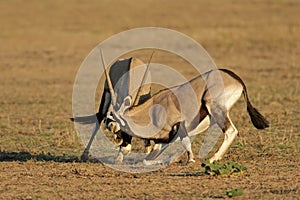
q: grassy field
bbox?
[0,0,299,199]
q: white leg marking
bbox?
[145,146,152,154]
[188,116,210,137]
[122,144,132,153]
[209,116,238,163]
[182,136,195,163]
[153,143,162,151]
[115,147,124,164]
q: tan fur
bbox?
[108,69,268,163]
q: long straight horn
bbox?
[99,48,117,107]
[132,50,154,106]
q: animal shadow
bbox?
[0,150,82,163]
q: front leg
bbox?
[178,122,195,163]
[144,139,152,154]
[143,143,169,165]
[115,146,124,164]
[115,143,132,164]
[144,143,163,160]
[80,148,90,161]
[80,123,100,161]
[144,126,177,162]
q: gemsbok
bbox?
[72,57,152,161]
[103,57,269,164]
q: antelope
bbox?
[103,56,269,164]
[72,56,152,161]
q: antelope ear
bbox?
[123,96,132,110]
[117,95,132,116]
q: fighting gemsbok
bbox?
[72,56,152,161]
[103,55,269,164]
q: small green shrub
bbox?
[224,188,243,198]
[201,161,247,176]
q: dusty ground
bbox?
[0,0,299,199]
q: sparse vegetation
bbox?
[201,161,247,176]
[224,188,243,198]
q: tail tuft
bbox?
[247,102,269,129]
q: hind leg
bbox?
[209,114,238,163]
[204,85,242,163]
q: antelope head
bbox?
[100,49,152,145]
[105,96,133,146]
[99,49,132,144]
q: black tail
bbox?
[245,100,269,129]
[220,69,269,129]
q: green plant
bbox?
[224,188,243,198]
[201,161,247,176]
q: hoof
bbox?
[80,151,89,161]
[115,153,124,164]
[115,157,123,164]
[209,156,221,163]
[188,159,196,163]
